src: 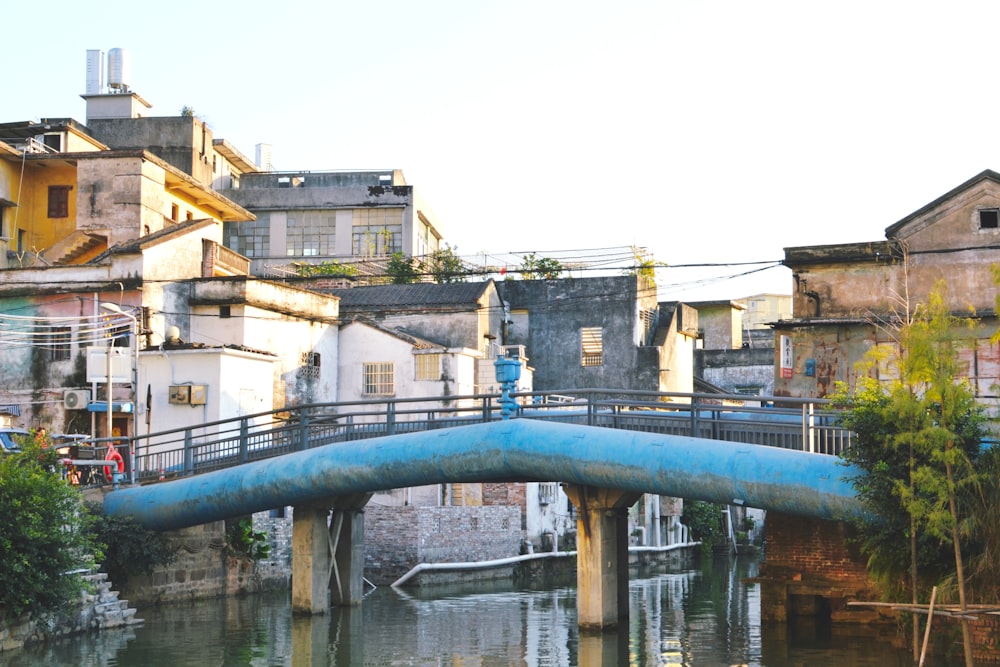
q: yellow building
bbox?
[0,119,252,268]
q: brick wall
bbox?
[365,505,522,585]
[756,512,878,624]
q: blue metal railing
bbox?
[85,390,852,486]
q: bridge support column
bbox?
[292,494,372,615]
[564,485,642,631]
[292,505,331,615]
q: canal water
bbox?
[8,555,917,666]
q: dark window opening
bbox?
[47,186,72,218]
[980,209,999,229]
[220,305,231,318]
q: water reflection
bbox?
[8,555,913,666]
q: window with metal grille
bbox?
[363,362,395,396]
[538,482,559,505]
[581,327,603,367]
[50,326,72,361]
[47,186,71,218]
[415,353,441,381]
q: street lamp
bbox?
[99,303,139,485]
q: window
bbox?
[287,211,335,257]
[980,209,999,229]
[300,352,321,379]
[363,362,395,396]
[581,327,604,367]
[415,353,441,380]
[225,216,270,258]
[538,482,559,505]
[352,208,403,257]
[47,186,72,218]
[170,203,179,222]
[50,326,72,361]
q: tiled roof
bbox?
[330,281,492,309]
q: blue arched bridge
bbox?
[96,388,860,628]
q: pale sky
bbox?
[6,1,1000,302]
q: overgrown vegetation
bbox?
[832,281,989,665]
[426,244,466,283]
[225,517,270,561]
[386,252,420,284]
[681,500,725,555]
[0,442,101,619]
[293,260,358,278]
[519,253,563,280]
[85,502,176,585]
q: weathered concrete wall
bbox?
[88,116,214,187]
[696,347,776,395]
[497,275,662,391]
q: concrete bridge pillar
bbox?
[291,493,372,615]
[564,485,642,631]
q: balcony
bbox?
[202,240,250,277]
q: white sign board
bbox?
[86,346,131,383]
[779,335,793,379]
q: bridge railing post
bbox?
[806,402,815,453]
[239,418,249,464]
[386,401,396,435]
[586,392,595,426]
[298,409,310,452]
[183,429,194,475]
[690,395,700,438]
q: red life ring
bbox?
[103,448,125,482]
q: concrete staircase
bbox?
[0,569,141,652]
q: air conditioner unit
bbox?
[64,389,91,410]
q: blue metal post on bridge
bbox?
[102,386,860,627]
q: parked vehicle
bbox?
[0,428,29,453]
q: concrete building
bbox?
[776,169,1000,412]
[691,298,780,397]
[497,274,698,395]
[328,281,508,392]
[218,169,446,278]
[0,132,341,439]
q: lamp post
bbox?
[100,303,138,485]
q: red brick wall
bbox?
[763,512,869,584]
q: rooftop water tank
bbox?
[107,48,131,92]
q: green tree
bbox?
[834,281,985,665]
[681,500,725,556]
[386,252,420,284]
[426,244,466,283]
[520,253,563,280]
[0,443,101,619]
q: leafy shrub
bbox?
[226,517,270,561]
[0,444,100,619]
[85,502,175,585]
